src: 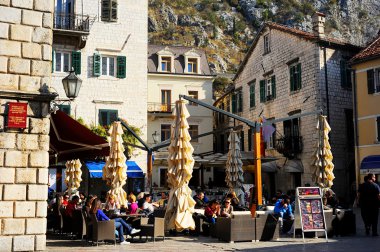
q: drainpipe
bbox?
[323,47,330,123]
[351,69,360,190]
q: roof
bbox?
[350,34,380,64]
[234,22,362,81]
[148,44,213,76]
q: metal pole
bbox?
[253,126,263,207]
[320,115,325,186]
[147,150,153,193]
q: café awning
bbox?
[49,110,110,162]
[360,155,380,174]
[85,161,144,178]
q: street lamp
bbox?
[152,131,160,144]
[62,69,82,100]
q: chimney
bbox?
[312,12,326,38]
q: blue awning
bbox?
[85,161,144,178]
[360,155,380,174]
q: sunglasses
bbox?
[225,202,231,204]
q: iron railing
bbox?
[147,102,175,113]
[53,13,95,32]
[276,136,303,159]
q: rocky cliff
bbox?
[148,0,380,73]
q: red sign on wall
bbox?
[7,102,28,128]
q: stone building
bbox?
[219,13,361,200]
[0,1,55,251]
[147,45,214,188]
[50,0,148,188]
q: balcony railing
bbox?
[276,136,303,159]
[147,102,175,113]
[53,13,95,32]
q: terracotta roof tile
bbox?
[350,35,380,63]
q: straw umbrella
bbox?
[102,121,127,207]
[165,100,196,231]
[64,159,82,195]
[225,130,244,193]
[312,115,335,188]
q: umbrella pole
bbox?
[320,115,325,187]
[147,150,153,193]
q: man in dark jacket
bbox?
[358,173,380,236]
[193,190,206,209]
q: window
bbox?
[260,76,276,102]
[189,125,199,142]
[58,105,70,115]
[188,91,198,106]
[264,34,270,54]
[377,117,380,142]
[55,51,70,72]
[290,63,302,91]
[340,60,351,89]
[101,56,116,76]
[367,68,380,94]
[161,57,172,72]
[187,58,198,73]
[283,116,301,154]
[101,0,117,22]
[161,124,171,142]
[161,90,171,112]
[248,128,252,151]
[237,89,243,113]
[249,81,255,108]
[99,109,118,126]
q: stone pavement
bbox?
[47,208,380,252]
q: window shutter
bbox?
[297,63,302,90]
[271,75,276,98]
[231,93,236,113]
[71,51,81,75]
[340,60,347,87]
[260,80,265,102]
[367,69,375,94]
[290,66,294,91]
[111,0,118,21]
[117,56,126,78]
[93,53,101,76]
[250,83,255,108]
[101,0,110,21]
[52,48,55,73]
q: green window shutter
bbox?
[101,0,110,21]
[367,69,375,94]
[93,53,101,76]
[249,83,255,108]
[271,75,276,98]
[117,56,126,78]
[260,80,265,102]
[290,66,294,91]
[231,93,236,113]
[71,51,81,75]
[238,91,243,112]
[52,48,55,73]
[297,63,302,90]
[111,0,118,21]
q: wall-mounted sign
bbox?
[7,102,27,128]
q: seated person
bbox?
[226,192,240,209]
[274,197,294,232]
[204,200,220,224]
[220,198,233,218]
[91,198,140,245]
[155,192,168,208]
[128,194,138,214]
[142,194,158,215]
[62,194,70,208]
[324,189,338,208]
[193,191,206,209]
[106,195,120,211]
[65,195,80,217]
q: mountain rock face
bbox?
[148,0,380,74]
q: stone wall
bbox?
[0,0,53,251]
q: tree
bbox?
[213,76,233,95]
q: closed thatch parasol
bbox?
[102,121,127,207]
[165,100,196,231]
[225,130,244,192]
[64,159,82,195]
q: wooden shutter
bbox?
[238,91,243,112]
[231,93,236,113]
[260,80,265,102]
[111,0,118,21]
[101,0,110,21]
[271,75,276,98]
[367,69,375,94]
[117,56,126,78]
[93,53,101,76]
[297,63,302,90]
[71,51,81,75]
[290,66,294,91]
[250,83,255,108]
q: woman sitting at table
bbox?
[91,198,140,245]
[204,200,220,224]
[220,198,233,218]
[128,194,138,214]
[106,195,120,211]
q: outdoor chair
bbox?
[89,214,116,246]
[137,217,165,242]
[256,214,280,241]
[215,212,255,243]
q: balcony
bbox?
[53,12,96,48]
[276,136,303,159]
[147,102,175,113]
